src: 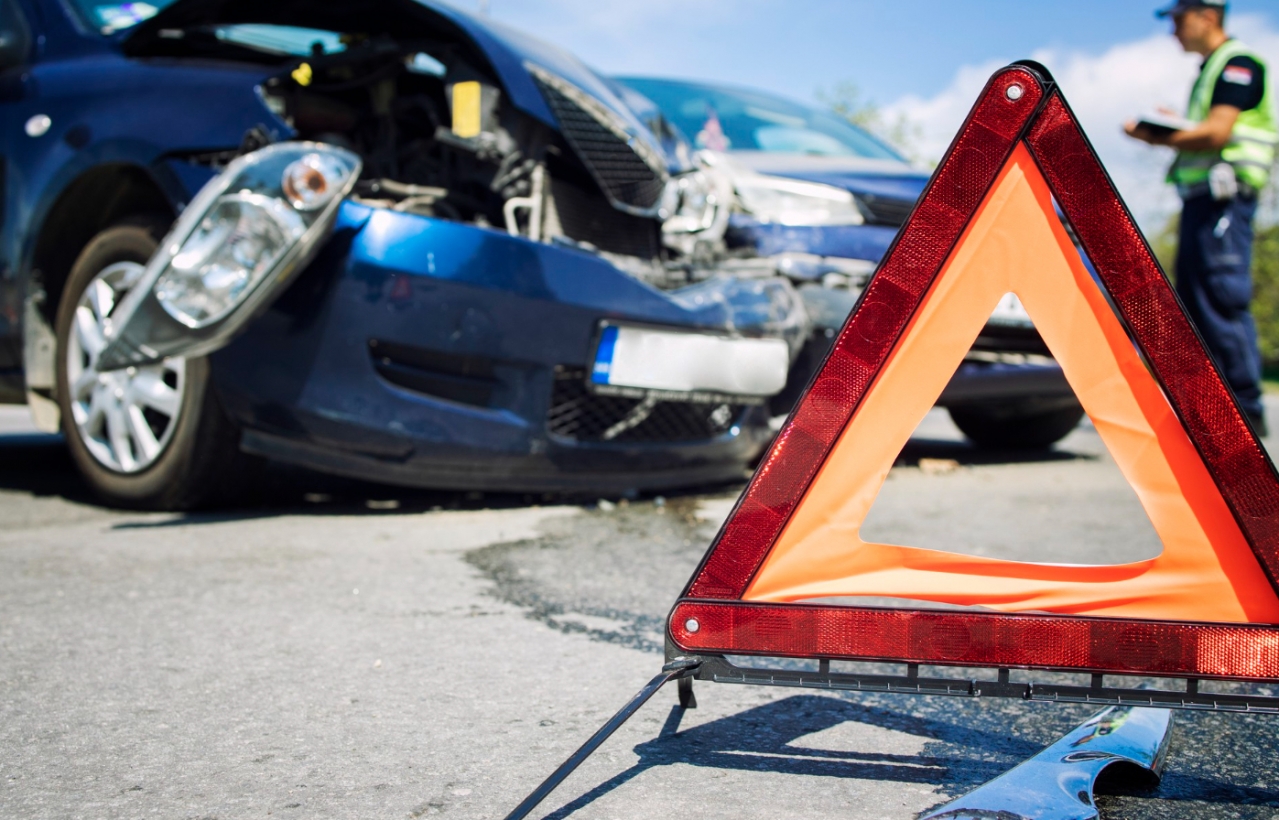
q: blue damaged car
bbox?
[617,77,1085,451]
[0,0,809,508]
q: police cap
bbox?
[1156,0,1226,18]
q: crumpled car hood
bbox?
[123,0,684,172]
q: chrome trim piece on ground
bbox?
[921,704,1172,820]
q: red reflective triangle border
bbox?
[668,63,1279,682]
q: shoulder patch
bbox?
[1223,65,1255,85]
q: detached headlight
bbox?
[734,173,864,227]
[156,193,305,327]
[97,142,361,369]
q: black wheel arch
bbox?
[27,163,177,331]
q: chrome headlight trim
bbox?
[733,172,865,227]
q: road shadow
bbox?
[0,430,749,526]
[0,433,102,505]
[895,436,1094,467]
[536,693,1041,820]
[532,691,1279,819]
[0,426,1090,524]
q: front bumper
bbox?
[209,203,785,492]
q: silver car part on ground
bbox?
[65,261,187,473]
[920,704,1173,820]
[96,141,361,371]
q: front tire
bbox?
[947,402,1085,450]
[55,222,248,509]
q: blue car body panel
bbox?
[212,205,767,490]
[728,217,901,262]
[1,0,768,489]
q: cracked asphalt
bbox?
[2,402,1279,819]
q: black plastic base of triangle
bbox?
[678,654,1279,714]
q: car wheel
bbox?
[947,402,1086,450]
[55,222,248,509]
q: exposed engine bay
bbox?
[218,31,734,290]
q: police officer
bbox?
[1125,0,1276,435]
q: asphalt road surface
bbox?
[2,401,1279,819]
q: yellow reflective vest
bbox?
[1168,39,1277,192]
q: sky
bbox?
[463,0,1278,230]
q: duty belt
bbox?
[1178,180,1259,200]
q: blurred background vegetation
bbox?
[817,81,927,165]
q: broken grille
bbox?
[528,64,668,214]
[547,368,744,444]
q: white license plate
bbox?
[591,324,789,397]
[987,292,1033,327]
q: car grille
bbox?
[547,368,745,444]
[551,178,662,258]
[858,194,916,228]
[528,65,668,214]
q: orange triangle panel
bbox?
[668,63,1279,682]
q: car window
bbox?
[618,77,904,162]
[212,25,346,57]
[65,1,176,33]
[63,1,349,59]
[0,0,31,68]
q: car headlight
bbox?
[155,193,306,327]
[661,153,735,254]
[97,142,361,369]
[734,173,864,227]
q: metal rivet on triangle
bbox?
[1006,84,1024,101]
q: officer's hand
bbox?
[1124,120,1162,145]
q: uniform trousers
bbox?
[1175,192,1264,419]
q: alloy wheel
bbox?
[64,261,187,473]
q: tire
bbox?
[55,221,249,509]
[947,402,1086,450]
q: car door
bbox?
[0,0,31,401]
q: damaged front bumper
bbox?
[183,200,808,492]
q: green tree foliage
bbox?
[816,81,925,164]
[1254,220,1279,368]
[1150,212,1179,276]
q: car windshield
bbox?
[65,0,349,54]
[618,77,904,162]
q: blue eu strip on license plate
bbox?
[592,325,619,384]
[588,323,789,397]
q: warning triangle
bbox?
[669,63,1279,682]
